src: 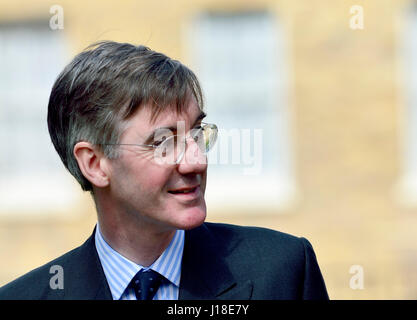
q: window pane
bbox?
[0,22,77,213]
[189,11,295,210]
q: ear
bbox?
[73,142,110,188]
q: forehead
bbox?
[122,97,203,138]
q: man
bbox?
[0,41,328,300]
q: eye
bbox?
[191,125,204,142]
[193,125,204,134]
[152,136,167,147]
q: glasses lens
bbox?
[154,135,185,164]
[191,127,206,153]
[201,124,218,153]
[154,124,218,164]
[190,124,218,153]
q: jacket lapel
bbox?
[179,223,253,300]
[62,227,113,300]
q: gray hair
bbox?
[47,41,204,192]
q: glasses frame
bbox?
[99,122,218,164]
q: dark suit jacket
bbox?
[0,222,329,300]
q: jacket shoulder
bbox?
[202,222,309,272]
[0,242,85,300]
[203,222,306,251]
[200,222,328,299]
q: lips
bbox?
[168,186,199,194]
[167,185,202,202]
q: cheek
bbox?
[111,158,168,195]
[132,165,173,197]
[199,172,207,194]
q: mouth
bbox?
[167,185,201,201]
[168,185,199,195]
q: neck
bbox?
[96,212,176,267]
[92,187,178,267]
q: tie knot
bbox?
[130,269,163,300]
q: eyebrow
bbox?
[143,111,207,144]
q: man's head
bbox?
[47,41,210,231]
[47,41,204,192]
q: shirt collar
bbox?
[95,223,184,300]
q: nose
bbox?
[176,135,208,175]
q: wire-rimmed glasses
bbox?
[101,122,218,165]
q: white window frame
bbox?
[0,21,80,216]
[185,10,296,213]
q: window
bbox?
[0,21,78,214]
[187,11,296,211]
[397,5,417,204]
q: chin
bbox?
[176,206,206,230]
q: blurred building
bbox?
[0,0,417,299]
